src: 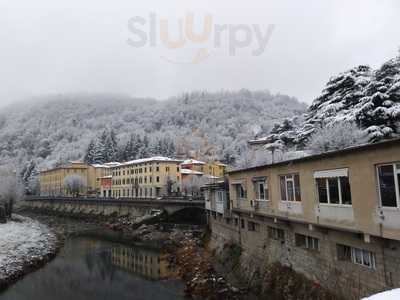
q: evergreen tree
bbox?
[20,160,39,195]
[104,133,117,161]
[84,139,96,163]
[356,57,400,141]
[138,135,150,158]
[92,133,106,164]
[122,135,134,161]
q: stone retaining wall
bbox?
[208,212,400,300]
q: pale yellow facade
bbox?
[180,159,226,178]
[40,161,109,196]
[228,139,400,241]
[111,157,182,198]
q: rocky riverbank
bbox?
[0,215,58,292]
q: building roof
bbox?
[180,168,204,175]
[91,162,122,168]
[229,138,400,174]
[121,156,183,167]
[181,159,206,165]
[40,161,88,173]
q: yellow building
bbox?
[39,161,112,197]
[111,157,182,198]
[180,159,226,178]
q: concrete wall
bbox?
[208,212,400,299]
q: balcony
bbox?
[236,198,249,210]
[253,199,270,211]
[278,201,303,216]
[215,201,224,214]
[316,204,354,227]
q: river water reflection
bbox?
[0,236,185,300]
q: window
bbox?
[254,179,268,200]
[241,219,245,229]
[337,244,376,269]
[315,174,352,205]
[280,174,301,201]
[248,221,260,232]
[236,184,246,199]
[377,164,400,208]
[295,234,319,251]
[156,166,160,172]
[268,226,285,241]
[216,190,224,203]
[156,176,160,183]
[166,166,170,172]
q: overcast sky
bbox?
[1,0,400,106]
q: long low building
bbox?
[205,138,400,299]
[40,161,118,197]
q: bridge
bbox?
[23,196,205,222]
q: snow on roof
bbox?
[122,156,183,166]
[70,160,84,164]
[180,168,204,175]
[204,174,222,179]
[181,159,206,165]
[362,289,400,300]
[91,162,122,168]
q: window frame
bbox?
[337,244,376,269]
[315,176,352,207]
[216,190,224,203]
[235,184,246,199]
[295,233,320,251]
[280,174,301,202]
[254,178,269,201]
[268,226,285,241]
[377,163,400,209]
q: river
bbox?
[0,236,185,300]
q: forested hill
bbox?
[252,54,400,149]
[0,90,306,171]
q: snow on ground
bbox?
[0,215,56,282]
[362,289,400,300]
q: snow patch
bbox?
[0,215,57,282]
[362,289,400,300]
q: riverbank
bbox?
[19,209,248,299]
[0,215,58,292]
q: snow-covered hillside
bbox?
[0,90,306,171]
[252,54,400,149]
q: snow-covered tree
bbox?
[0,91,306,169]
[0,167,23,219]
[64,175,87,197]
[251,52,400,150]
[84,139,96,163]
[181,176,208,197]
[20,160,40,195]
[306,122,368,154]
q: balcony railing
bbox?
[253,199,270,210]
